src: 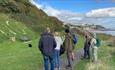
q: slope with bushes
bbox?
[0,0,63,42]
[0,0,63,32]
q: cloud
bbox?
[43,6,61,17]
[30,0,83,20]
[30,0,61,17]
[30,0,115,28]
[68,17,83,21]
[86,8,115,17]
[30,0,43,9]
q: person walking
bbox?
[64,29,74,69]
[90,33,100,62]
[54,32,63,70]
[38,27,56,70]
[83,34,91,59]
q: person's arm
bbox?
[90,39,93,48]
[91,38,96,48]
[38,38,42,52]
[60,37,63,45]
[94,38,97,46]
[88,38,91,46]
[53,38,57,49]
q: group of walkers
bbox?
[38,27,100,70]
[82,32,100,63]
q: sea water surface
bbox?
[94,31,115,36]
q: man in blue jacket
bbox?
[39,27,56,70]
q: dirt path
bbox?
[60,48,84,70]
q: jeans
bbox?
[54,50,60,68]
[43,55,54,70]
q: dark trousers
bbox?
[67,52,72,67]
[84,48,90,59]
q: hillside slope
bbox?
[0,0,63,32]
[0,13,36,43]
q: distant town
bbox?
[64,23,115,31]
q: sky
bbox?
[34,0,115,13]
[30,0,115,29]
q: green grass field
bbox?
[0,39,43,70]
[0,35,83,70]
[0,34,115,70]
[0,13,43,70]
[75,42,115,70]
[0,14,114,70]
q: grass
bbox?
[0,39,43,70]
[0,13,37,43]
[0,13,40,70]
[75,35,84,50]
[0,34,83,70]
[74,42,115,70]
[0,12,41,69]
[0,11,114,70]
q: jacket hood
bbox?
[41,32,53,36]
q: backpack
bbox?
[60,44,65,56]
[96,38,101,47]
[72,34,78,44]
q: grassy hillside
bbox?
[0,0,63,42]
[0,0,63,32]
[0,13,37,43]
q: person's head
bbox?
[46,27,51,33]
[85,35,88,38]
[93,33,97,38]
[65,28,70,33]
[54,32,60,36]
[90,32,96,38]
[84,32,88,38]
[64,25,70,29]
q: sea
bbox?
[94,31,115,36]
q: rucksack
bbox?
[72,34,78,44]
[60,43,65,56]
[96,38,101,47]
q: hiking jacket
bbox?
[39,32,56,57]
[64,33,73,52]
[90,38,97,49]
[84,36,91,50]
